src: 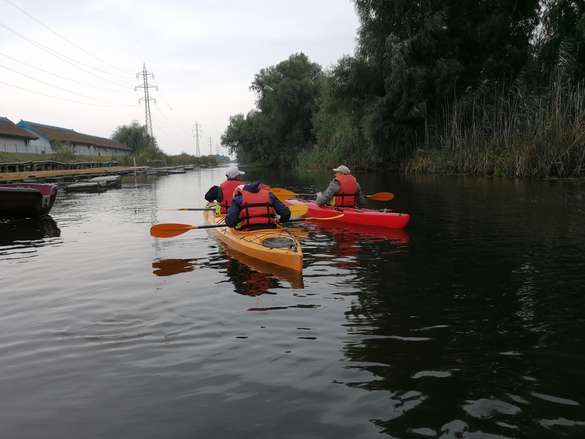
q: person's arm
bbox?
[204,185,220,203]
[225,196,242,227]
[270,193,291,222]
[315,180,340,206]
[356,183,367,206]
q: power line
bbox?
[0,50,130,94]
[0,62,112,103]
[2,0,132,79]
[0,21,130,88]
[135,64,157,137]
[0,78,138,109]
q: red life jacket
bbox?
[219,179,245,214]
[236,188,276,229]
[333,174,358,207]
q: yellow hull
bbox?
[203,210,303,272]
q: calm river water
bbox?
[1,166,584,438]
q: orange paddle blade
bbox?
[271,187,298,201]
[150,223,195,238]
[367,192,394,201]
[288,204,308,217]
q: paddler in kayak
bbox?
[225,182,291,230]
[316,165,367,208]
[204,166,247,214]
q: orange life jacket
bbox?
[332,174,358,207]
[236,187,276,229]
[219,179,245,214]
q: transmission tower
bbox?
[193,122,201,156]
[209,136,213,156]
[135,64,158,137]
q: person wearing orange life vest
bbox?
[225,182,291,230]
[315,165,367,207]
[204,167,247,214]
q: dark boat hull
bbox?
[0,184,58,218]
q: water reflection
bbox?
[0,215,61,255]
[152,258,198,276]
[0,215,61,243]
[153,250,303,295]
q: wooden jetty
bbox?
[0,165,146,182]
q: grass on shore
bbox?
[0,152,120,164]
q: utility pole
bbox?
[193,122,200,156]
[135,64,158,137]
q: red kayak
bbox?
[286,199,410,229]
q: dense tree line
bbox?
[223,0,585,177]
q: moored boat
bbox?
[203,209,303,272]
[0,183,58,219]
[88,175,122,188]
[285,199,410,229]
[64,181,107,193]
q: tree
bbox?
[112,122,159,153]
[535,0,585,81]
[221,53,323,166]
[309,0,541,162]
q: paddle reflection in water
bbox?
[152,242,304,295]
[152,258,199,277]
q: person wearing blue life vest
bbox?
[225,182,291,230]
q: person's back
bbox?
[204,166,246,214]
[226,182,291,230]
[315,165,367,207]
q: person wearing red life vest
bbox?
[204,167,247,214]
[315,165,367,207]
[225,182,291,230]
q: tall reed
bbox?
[404,79,585,177]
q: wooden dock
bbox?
[0,166,146,182]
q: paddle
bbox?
[271,187,395,202]
[162,207,216,211]
[150,211,344,239]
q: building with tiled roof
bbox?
[16,120,130,157]
[0,117,38,153]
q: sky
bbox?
[0,0,360,155]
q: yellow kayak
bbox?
[203,209,303,272]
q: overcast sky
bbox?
[0,0,359,155]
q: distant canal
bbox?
[1,167,584,438]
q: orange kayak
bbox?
[203,209,303,272]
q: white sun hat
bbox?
[332,165,351,175]
[226,167,245,179]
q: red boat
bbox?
[0,183,58,218]
[286,199,410,229]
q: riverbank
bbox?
[0,151,232,168]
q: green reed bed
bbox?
[404,80,585,178]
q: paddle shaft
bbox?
[163,208,216,211]
[271,187,394,202]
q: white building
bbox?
[0,117,38,153]
[16,120,130,157]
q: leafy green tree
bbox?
[112,122,159,153]
[349,0,540,160]
[536,0,585,80]
[222,53,323,166]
